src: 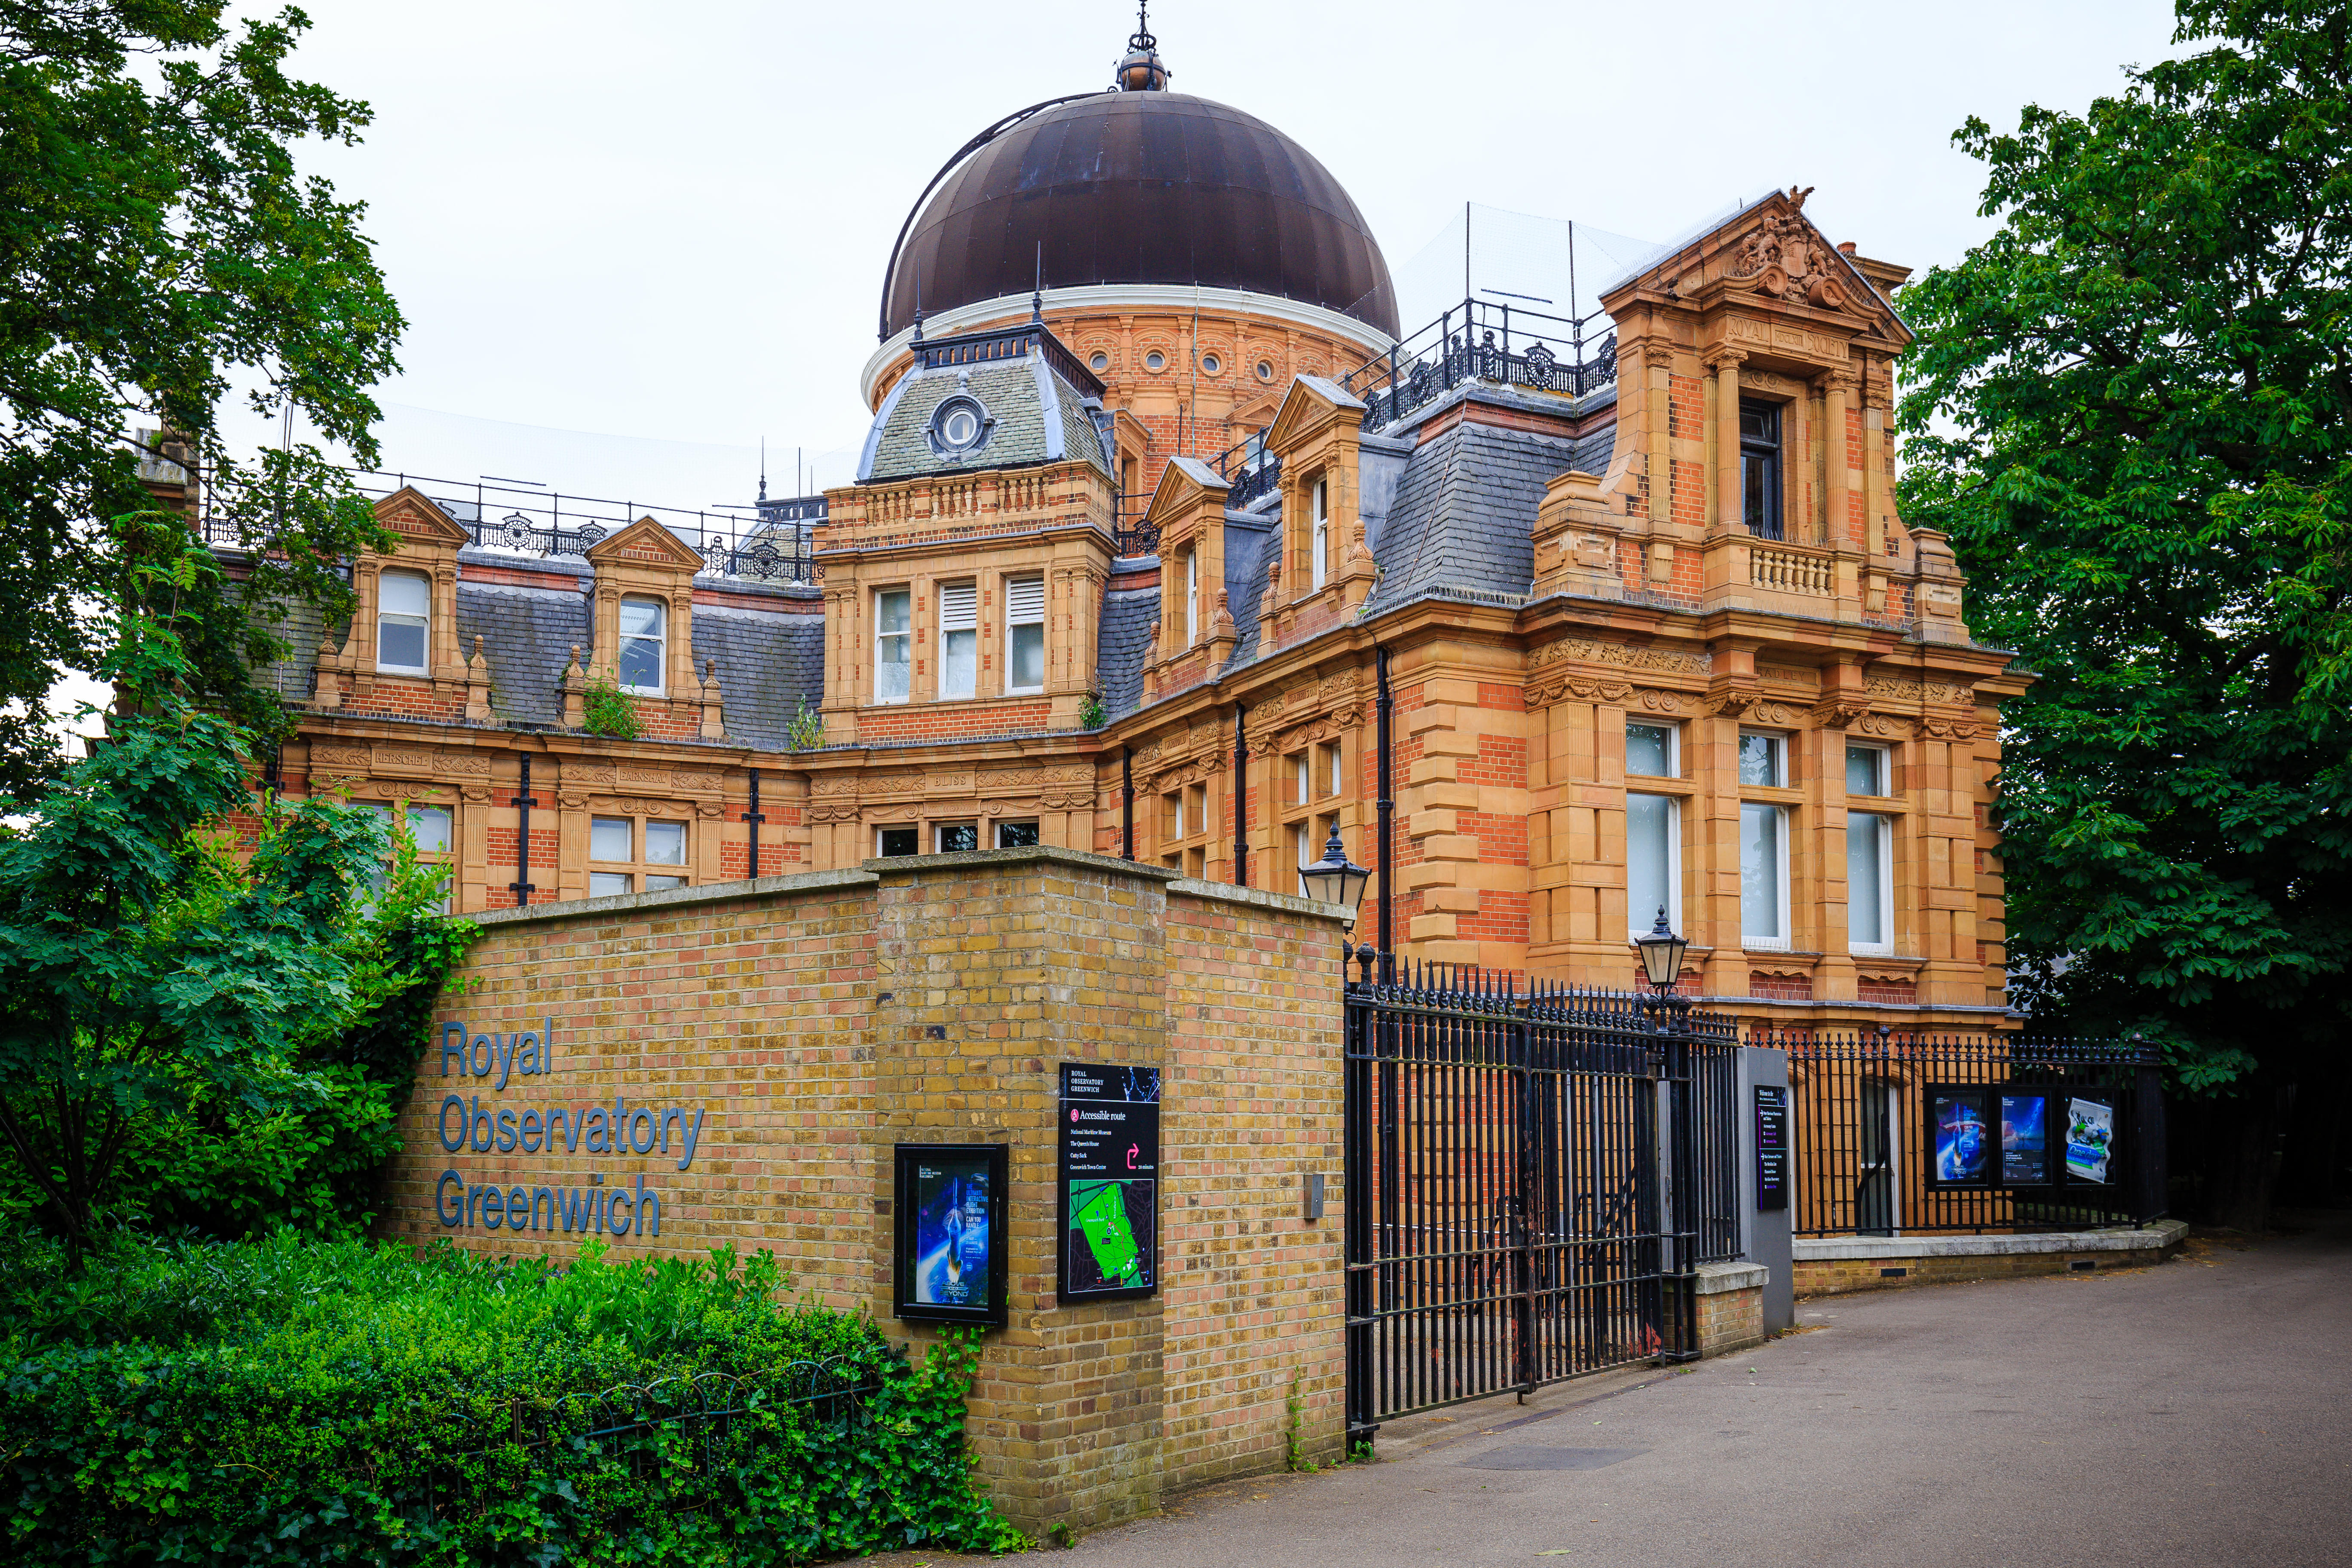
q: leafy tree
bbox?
[1898,0,2352,1226]
[0,0,403,802]
[0,527,443,1255]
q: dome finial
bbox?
[1115,2,1170,91]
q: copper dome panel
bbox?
[884,92,1398,341]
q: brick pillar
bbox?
[869,851,1177,1535]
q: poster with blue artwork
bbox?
[893,1143,1006,1326]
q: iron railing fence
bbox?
[197,466,827,586]
[1758,1029,2167,1240]
[1339,297,1617,434]
[1342,962,1739,1438]
[418,1358,876,1517]
[1208,430,1282,510]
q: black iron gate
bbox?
[1342,965,1739,1439]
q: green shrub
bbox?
[0,1233,1025,1565]
[581,675,643,739]
[785,696,825,751]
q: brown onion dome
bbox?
[880,87,1398,343]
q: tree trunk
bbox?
[2192,1080,2293,1233]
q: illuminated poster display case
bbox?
[1923,1084,2118,1194]
[892,1143,1009,1327]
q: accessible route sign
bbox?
[1057,1064,1159,1302]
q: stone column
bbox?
[1709,348,1748,534]
[1821,366,1857,548]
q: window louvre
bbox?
[1007,575,1045,693]
[940,582,977,699]
[940,582,977,630]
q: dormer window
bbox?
[1310,478,1330,590]
[618,596,665,694]
[928,392,993,458]
[1740,399,1783,541]
[377,571,429,673]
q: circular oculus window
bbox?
[1145,349,1166,371]
[1200,353,1221,375]
[1089,351,1110,372]
[1256,359,1275,381]
[930,394,989,454]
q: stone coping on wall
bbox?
[1694,1261,1768,1295]
[1793,1219,2188,1262]
[469,867,881,927]
[459,846,1357,931]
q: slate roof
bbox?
[691,607,823,749]
[1221,513,1277,666]
[1363,420,1596,616]
[858,351,1109,484]
[454,581,587,728]
[1096,585,1162,721]
[247,592,328,704]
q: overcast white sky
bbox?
[52,0,2192,741]
[239,0,2186,501]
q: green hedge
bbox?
[0,1234,1025,1565]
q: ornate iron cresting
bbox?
[203,466,829,586]
[1343,965,1740,1442]
[1341,298,1618,434]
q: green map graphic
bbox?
[1068,1179,1145,1287]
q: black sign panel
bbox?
[891,1142,1008,1327]
[1057,1064,1160,1302]
[1753,1084,1789,1212]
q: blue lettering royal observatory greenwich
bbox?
[432,1016,707,1240]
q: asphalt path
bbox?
[868,1215,2352,1568]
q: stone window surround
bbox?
[587,809,692,897]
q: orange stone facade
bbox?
[251,186,2022,1029]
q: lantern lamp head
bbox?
[1298,821,1370,926]
[1635,906,1688,992]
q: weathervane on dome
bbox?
[1115,2,1170,91]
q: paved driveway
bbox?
[945,1216,2350,1568]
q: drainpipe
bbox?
[741,766,766,879]
[1232,704,1248,886]
[508,753,538,909]
[1376,646,1394,980]
[1122,747,1134,861]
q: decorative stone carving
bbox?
[1728,188,1849,310]
[1530,637,1709,676]
[1865,676,1976,706]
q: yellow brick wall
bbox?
[379,851,1348,1534]
[1161,881,1348,1484]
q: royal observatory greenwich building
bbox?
[216,18,2024,1027]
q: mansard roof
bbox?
[1362,418,1610,617]
[857,330,1112,485]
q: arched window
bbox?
[619,596,665,693]
[377,571,429,673]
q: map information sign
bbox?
[1057,1064,1160,1301]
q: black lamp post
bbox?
[1634,905,1688,1026]
[1298,821,1371,920]
[1299,822,1373,983]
